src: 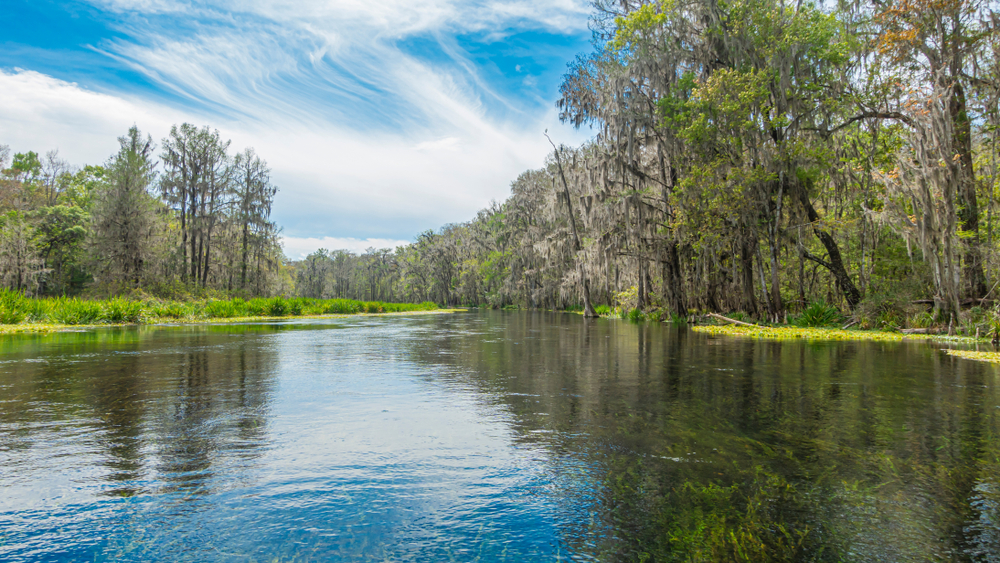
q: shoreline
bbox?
[0,308,465,335]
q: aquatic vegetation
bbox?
[945,349,1000,363]
[693,323,908,342]
[0,290,440,331]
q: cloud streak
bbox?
[2,0,595,258]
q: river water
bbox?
[1,311,998,561]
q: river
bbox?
[1,311,998,561]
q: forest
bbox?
[5,0,1000,331]
[294,0,1000,330]
[0,124,286,299]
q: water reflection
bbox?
[0,313,998,561]
[405,311,1000,561]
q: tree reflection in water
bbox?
[0,314,998,561]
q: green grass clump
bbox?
[102,297,144,323]
[266,297,287,316]
[323,299,361,314]
[793,302,843,327]
[594,304,611,316]
[50,297,102,325]
[152,301,192,319]
[0,289,30,324]
[204,299,241,318]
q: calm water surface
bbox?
[1,311,998,561]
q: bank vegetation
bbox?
[288,0,1000,337]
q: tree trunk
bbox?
[793,177,862,309]
[740,235,758,316]
[951,82,987,298]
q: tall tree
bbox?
[160,124,232,287]
[90,126,158,289]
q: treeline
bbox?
[0,124,285,298]
[294,0,1000,328]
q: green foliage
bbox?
[909,311,935,329]
[49,298,102,325]
[101,297,144,324]
[793,302,843,327]
[151,301,192,320]
[990,313,1000,343]
[594,304,611,316]
[0,289,29,324]
[0,293,438,328]
[204,299,241,319]
[266,297,287,317]
[614,286,639,317]
[853,291,913,331]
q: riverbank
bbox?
[0,291,446,334]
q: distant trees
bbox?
[229,148,279,293]
[285,0,1000,329]
[0,123,284,298]
[160,124,281,294]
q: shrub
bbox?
[795,302,843,327]
[0,289,29,324]
[266,297,287,316]
[614,286,639,316]
[155,301,191,319]
[204,300,239,319]
[51,298,103,325]
[594,304,611,316]
[853,291,915,330]
[908,311,935,329]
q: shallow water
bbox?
[0,311,998,561]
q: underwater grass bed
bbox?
[0,290,440,333]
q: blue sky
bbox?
[0,0,594,256]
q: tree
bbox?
[0,211,43,294]
[90,126,158,289]
[230,148,278,292]
[160,123,232,287]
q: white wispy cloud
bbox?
[3,0,594,243]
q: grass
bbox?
[0,289,441,333]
